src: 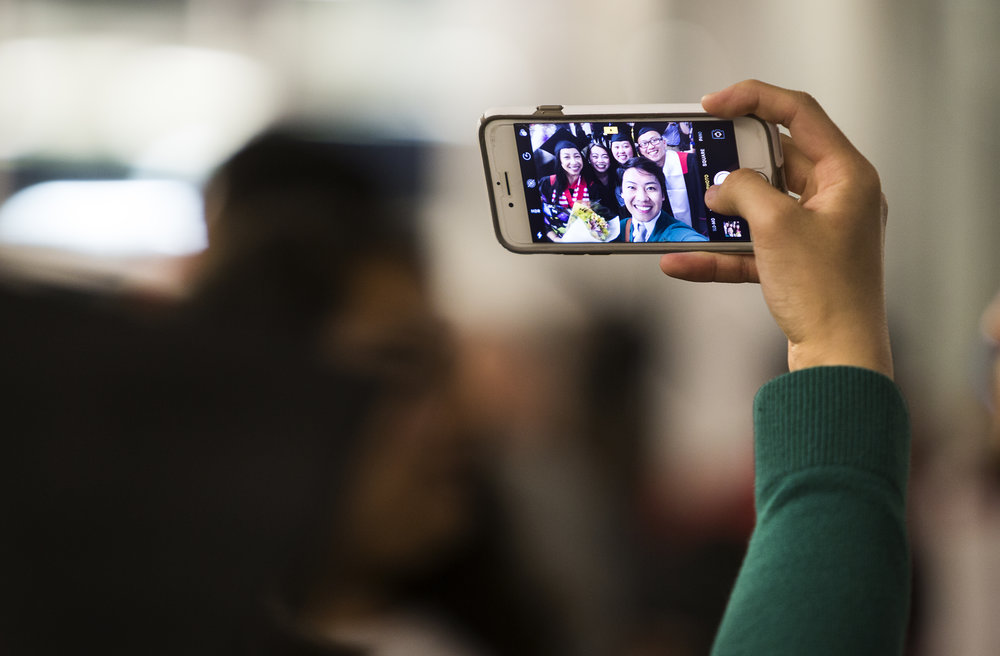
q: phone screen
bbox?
[513,120,748,244]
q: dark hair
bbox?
[192,129,425,342]
[621,156,667,197]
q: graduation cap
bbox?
[539,127,590,156]
[609,130,635,144]
[634,122,672,140]
[634,121,685,153]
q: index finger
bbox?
[701,79,855,164]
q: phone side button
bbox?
[534,105,565,117]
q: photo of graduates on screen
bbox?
[517,121,744,244]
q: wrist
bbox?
[787,325,894,379]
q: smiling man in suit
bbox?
[616,157,708,243]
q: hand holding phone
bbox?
[660,80,892,378]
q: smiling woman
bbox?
[543,140,588,209]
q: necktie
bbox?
[635,223,647,243]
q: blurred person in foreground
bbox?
[660,80,910,654]
[905,289,1000,656]
[187,131,562,655]
[0,131,411,654]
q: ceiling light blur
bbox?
[0,39,281,178]
[0,179,206,256]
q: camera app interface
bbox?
[514,120,748,244]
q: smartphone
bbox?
[479,104,785,253]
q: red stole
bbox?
[550,175,590,208]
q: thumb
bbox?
[706,169,796,233]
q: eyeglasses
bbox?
[637,136,663,150]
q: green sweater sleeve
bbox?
[711,367,911,656]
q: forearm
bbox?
[712,367,910,656]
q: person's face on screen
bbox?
[611,140,633,165]
[621,167,663,223]
[636,131,666,166]
[559,147,584,178]
[589,144,610,174]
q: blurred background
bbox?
[1,0,998,654]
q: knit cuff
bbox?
[753,366,910,497]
